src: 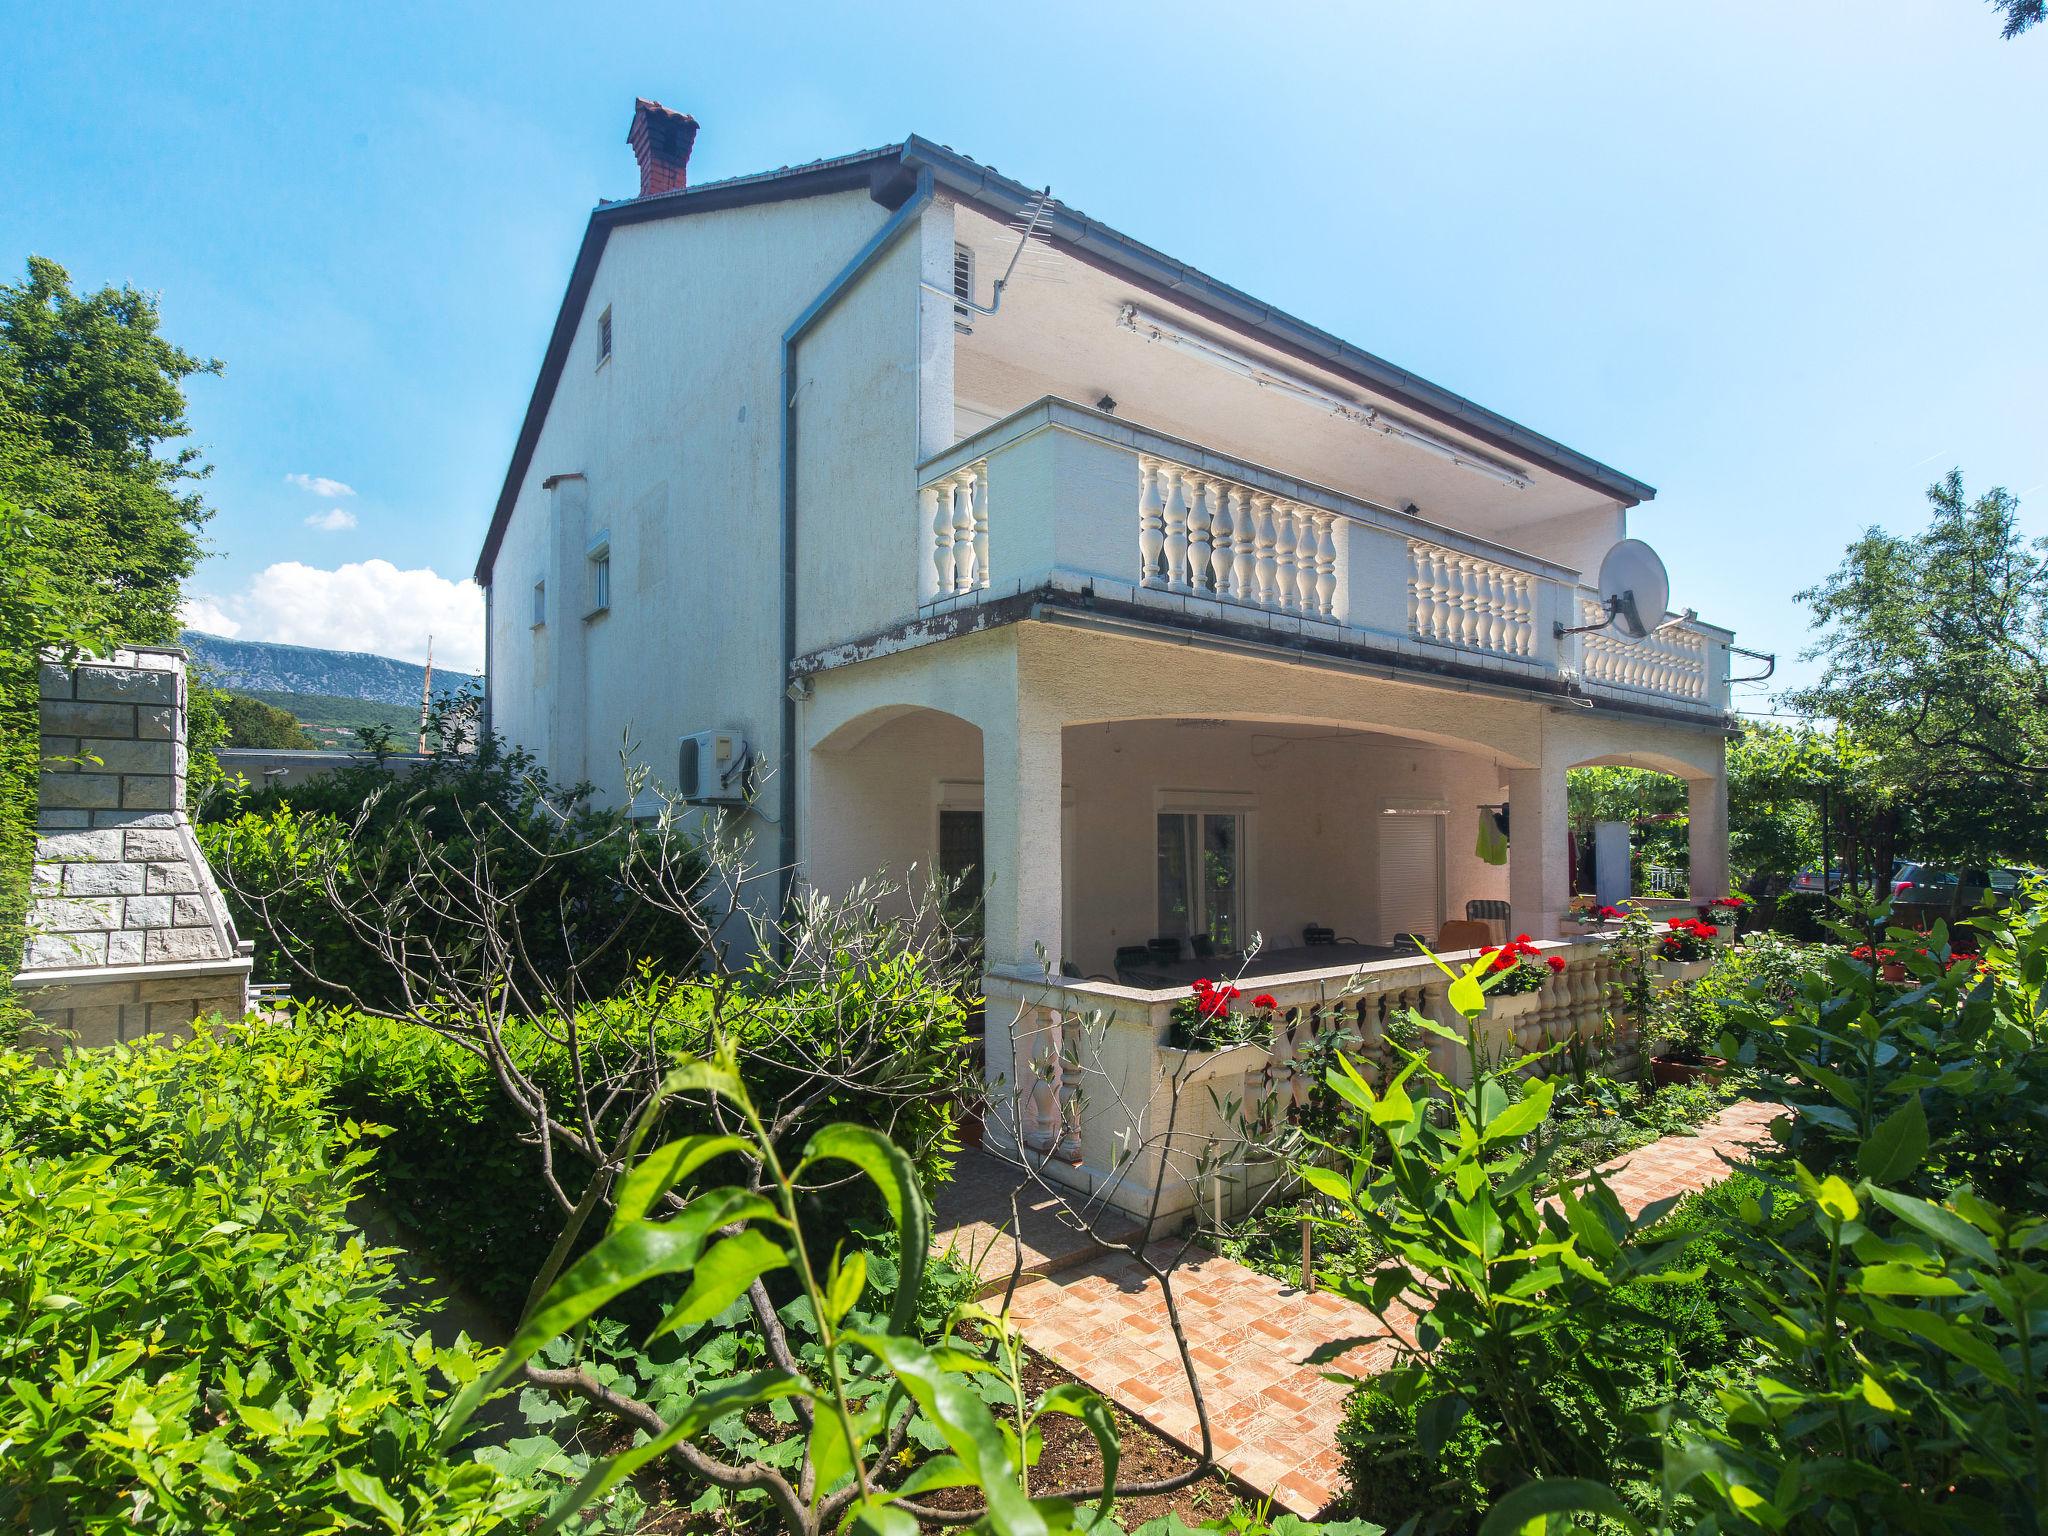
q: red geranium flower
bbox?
[1597,905,1625,919]
[1545,954,1567,973]
[1253,993,1278,1010]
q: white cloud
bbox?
[285,473,357,498]
[180,596,241,638]
[186,560,485,672]
[304,506,358,532]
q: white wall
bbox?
[485,188,895,806]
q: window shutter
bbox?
[1378,816,1443,943]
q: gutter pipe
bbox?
[776,163,935,937]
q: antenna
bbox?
[419,635,432,754]
[947,187,1057,317]
[1556,540,1671,640]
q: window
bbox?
[531,579,546,627]
[1157,811,1244,951]
[952,244,974,332]
[586,531,611,617]
[597,305,613,367]
[938,808,984,932]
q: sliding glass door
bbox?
[1157,811,1244,951]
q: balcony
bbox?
[914,398,1731,716]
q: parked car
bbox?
[1889,863,2021,909]
[1792,868,1846,894]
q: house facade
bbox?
[478,103,1735,1211]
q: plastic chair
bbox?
[1434,919,1495,954]
[1465,899,1513,944]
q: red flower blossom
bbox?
[1596,905,1625,919]
[1545,954,1567,973]
[1252,993,1278,1010]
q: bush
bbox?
[302,961,973,1319]
[0,1021,539,1533]
[197,715,706,1009]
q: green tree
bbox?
[0,255,221,990]
[1789,471,2048,868]
[1991,0,2043,38]
[214,689,317,750]
[0,256,220,643]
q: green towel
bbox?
[1476,809,1508,866]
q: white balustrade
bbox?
[1577,595,1709,701]
[1138,456,1335,619]
[920,460,990,603]
[1406,539,1536,658]
[982,935,1634,1221]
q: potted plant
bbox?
[1647,979,1730,1090]
[1702,894,1746,946]
[1565,899,1628,936]
[1849,943,1910,984]
[1655,917,1718,983]
[1478,935,1568,1020]
[1164,980,1275,1080]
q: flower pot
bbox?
[1657,957,1712,984]
[1488,989,1544,1021]
[1708,924,1738,947]
[1161,1040,1272,1087]
[1651,1053,1729,1090]
[1879,961,1907,984]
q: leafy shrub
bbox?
[1299,971,1718,1528]
[0,1021,538,1533]
[197,717,705,1008]
[302,961,972,1320]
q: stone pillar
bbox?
[1687,765,1731,903]
[13,646,252,1049]
[1505,757,1572,937]
[980,694,1064,973]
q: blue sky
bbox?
[3,2,2041,694]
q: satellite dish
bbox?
[1593,539,1670,639]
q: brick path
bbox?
[941,1098,1781,1516]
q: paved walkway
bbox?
[937,1099,1781,1516]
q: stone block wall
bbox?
[14,646,252,1048]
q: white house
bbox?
[478,103,1736,1214]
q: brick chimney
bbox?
[628,98,699,197]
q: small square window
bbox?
[532,579,546,627]
[597,305,613,367]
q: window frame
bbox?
[531,578,546,628]
[1152,790,1256,953]
[585,530,612,619]
[952,244,975,333]
[597,304,613,368]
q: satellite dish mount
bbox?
[1554,539,1671,642]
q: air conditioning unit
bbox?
[677,730,751,805]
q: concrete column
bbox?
[543,472,589,785]
[1506,758,1572,937]
[1687,766,1731,902]
[981,693,1064,972]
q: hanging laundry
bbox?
[1476,806,1508,866]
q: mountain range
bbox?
[181,632,481,710]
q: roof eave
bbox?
[898,134,1655,509]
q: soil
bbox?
[911,1351,1247,1532]
[605,1345,1247,1533]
